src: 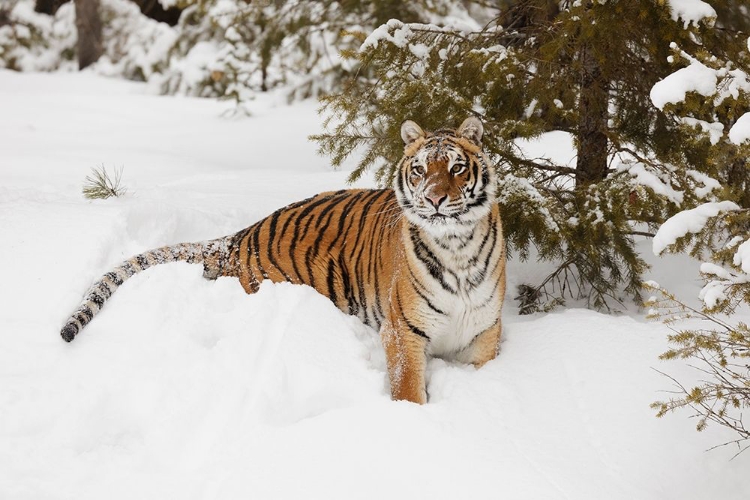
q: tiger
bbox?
[60,117,506,405]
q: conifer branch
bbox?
[82,165,127,200]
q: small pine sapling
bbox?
[82,165,127,200]
[645,283,750,457]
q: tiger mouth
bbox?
[420,212,458,223]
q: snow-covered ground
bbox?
[0,71,748,500]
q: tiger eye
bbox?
[451,164,467,175]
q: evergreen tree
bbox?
[0,0,174,76]
[647,24,749,450]
[158,0,488,107]
[314,0,745,311]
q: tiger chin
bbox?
[61,117,506,405]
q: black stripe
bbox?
[407,269,447,316]
[298,192,344,225]
[468,160,479,198]
[477,223,499,275]
[120,262,137,277]
[337,193,366,258]
[304,246,316,289]
[275,196,315,256]
[105,271,123,286]
[264,210,292,280]
[404,318,430,341]
[371,205,392,323]
[396,164,406,197]
[314,192,351,231]
[251,225,268,279]
[394,287,429,341]
[294,193,342,244]
[351,191,391,326]
[338,257,357,316]
[241,222,260,270]
[90,292,105,309]
[409,226,456,293]
[280,210,305,283]
[308,194,353,263]
[325,191,368,254]
[136,254,149,270]
[465,190,488,209]
[97,281,113,299]
[276,211,297,256]
[486,236,506,279]
[350,191,389,263]
[79,305,94,323]
[467,218,495,268]
[457,231,475,251]
[326,259,338,307]
[185,246,198,264]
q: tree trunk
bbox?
[0,6,10,28]
[575,42,609,187]
[35,0,68,15]
[74,0,103,70]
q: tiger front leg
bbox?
[380,321,429,404]
[460,319,502,369]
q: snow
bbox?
[652,201,741,255]
[728,112,750,145]
[680,116,724,145]
[686,168,722,198]
[650,59,718,110]
[665,0,716,28]
[1,71,749,499]
[733,238,750,274]
[514,130,577,169]
[617,161,685,205]
[360,19,412,51]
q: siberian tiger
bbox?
[60,117,506,404]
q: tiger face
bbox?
[395,117,496,234]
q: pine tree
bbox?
[314,0,745,311]
[646,17,749,450]
[0,0,175,76]
[157,0,488,105]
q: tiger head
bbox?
[395,117,496,233]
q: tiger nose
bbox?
[426,194,447,210]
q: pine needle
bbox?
[82,165,127,200]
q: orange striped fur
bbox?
[61,117,506,404]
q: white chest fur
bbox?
[411,221,503,359]
[427,277,499,358]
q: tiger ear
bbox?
[401,120,425,144]
[457,116,483,144]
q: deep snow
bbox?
[0,71,748,500]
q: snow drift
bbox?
[0,71,748,499]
